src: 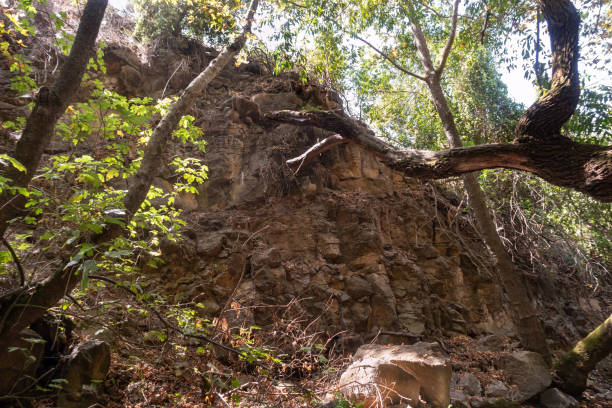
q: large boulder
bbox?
[339,342,451,407]
[496,351,551,402]
[57,339,111,408]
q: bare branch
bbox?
[286,134,349,172]
[353,34,426,81]
[88,275,241,356]
[1,236,25,286]
[404,2,436,77]
[436,0,461,76]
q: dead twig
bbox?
[1,236,25,286]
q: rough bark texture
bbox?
[555,314,612,396]
[0,0,259,360]
[272,111,612,201]
[515,0,581,140]
[0,0,108,237]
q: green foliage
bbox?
[133,0,242,44]
[1,0,209,294]
[43,88,208,286]
[1,0,37,94]
[449,49,523,145]
[235,325,282,364]
[567,84,612,145]
[329,392,363,408]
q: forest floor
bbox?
[25,283,612,408]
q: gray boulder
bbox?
[450,388,470,407]
[497,351,551,401]
[485,381,512,399]
[458,372,482,396]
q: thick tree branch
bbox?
[268,110,612,202]
[555,313,612,396]
[0,0,108,237]
[435,0,460,76]
[405,2,437,78]
[515,0,581,139]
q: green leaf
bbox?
[0,154,26,173]
[80,259,98,289]
[104,249,132,259]
[0,251,13,263]
[40,232,54,240]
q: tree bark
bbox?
[270,111,612,202]
[0,0,109,237]
[515,0,581,140]
[555,314,612,396]
[0,0,259,365]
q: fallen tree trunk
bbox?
[555,313,612,396]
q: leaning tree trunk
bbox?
[0,0,259,369]
[0,0,108,237]
[555,314,612,396]
[406,0,552,361]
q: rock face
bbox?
[144,71,518,343]
[57,340,111,408]
[111,40,521,345]
[339,343,451,407]
[0,22,519,347]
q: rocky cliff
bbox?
[95,41,519,344]
[1,8,610,404]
